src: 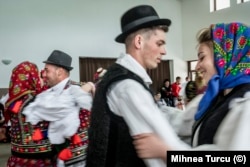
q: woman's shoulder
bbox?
[213,91,250,150]
[229,91,250,108]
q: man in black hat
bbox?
[86,5,182,167]
[42,50,74,87]
[25,50,95,167]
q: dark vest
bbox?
[86,64,152,167]
[192,83,250,146]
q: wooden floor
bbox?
[0,143,10,167]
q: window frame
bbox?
[210,0,230,12]
[187,60,198,81]
[237,0,250,4]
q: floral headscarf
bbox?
[5,61,42,108]
[195,22,250,120]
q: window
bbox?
[190,61,197,71]
[187,60,198,81]
[237,0,250,4]
[210,0,230,12]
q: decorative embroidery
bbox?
[10,94,52,155]
[65,109,90,163]
[213,23,250,77]
[6,61,42,108]
[11,100,22,113]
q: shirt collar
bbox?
[50,78,70,95]
[116,53,152,86]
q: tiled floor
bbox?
[0,143,10,167]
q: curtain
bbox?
[79,57,116,82]
[147,60,170,93]
[79,57,170,93]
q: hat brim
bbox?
[115,18,171,43]
[43,60,73,71]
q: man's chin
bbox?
[151,63,159,69]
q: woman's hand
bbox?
[81,82,96,96]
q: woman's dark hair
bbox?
[163,78,170,84]
[185,81,197,102]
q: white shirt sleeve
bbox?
[69,85,93,111]
[107,79,189,149]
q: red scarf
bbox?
[6,61,42,108]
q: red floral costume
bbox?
[5,61,56,167]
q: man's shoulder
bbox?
[67,84,83,93]
[70,80,83,86]
[171,83,177,87]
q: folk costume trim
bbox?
[10,94,52,158]
[22,79,91,164]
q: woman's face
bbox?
[164,81,170,87]
[195,43,217,85]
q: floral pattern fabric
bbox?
[195,22,250,120]
[6,61,42,107]
[7,155,55,167]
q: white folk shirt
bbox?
[24,78,93,144]
[107,53,188,167]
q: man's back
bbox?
[86,64,147,167]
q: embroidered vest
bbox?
[9,94,54,159]
[64,108,90,166]
[86,64,152,167]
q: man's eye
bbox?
[158,43,164,46]
[199,56,204,61]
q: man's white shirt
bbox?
[107,53,188,167]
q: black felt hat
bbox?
[115,5,171,43]
[43,50,73,71]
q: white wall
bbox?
[1,0,249,88]
[0,0,184,87]
[181,0,250,61]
